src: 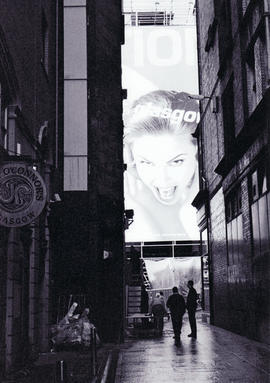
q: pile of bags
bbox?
[51,302,100,349]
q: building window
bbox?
[216,0,233,64]
[16,142,21,156]
[0,82,8,150]
[201,227,208,256]
[246,47,256,112]
[226,186,243,266]
[205,19,217,52]
[222,75,235,157]
[249,160,270,257]
[242,0,251,15]
[245,29,267,114]
[41,11,49,73]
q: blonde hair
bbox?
[124,91,199,179]
[124,90,199,145]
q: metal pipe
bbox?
[55,360,67,382]
[264,0,270,84]
[55,0,59,168]
[93,328,97,376]
[60,360,64,381]
[91,328,94,376]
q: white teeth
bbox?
[157,187,175,200]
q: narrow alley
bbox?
[115,315,270,383]
[0,0,270,381]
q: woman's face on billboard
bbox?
[132,133,197,205]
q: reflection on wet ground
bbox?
[115,315,270,383]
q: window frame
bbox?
[225,185,243,266]
[0,81,9,150]
[41,10,49,74]
[248,157,270,258]
[222,74,235,158]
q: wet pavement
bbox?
[115,314,270,383]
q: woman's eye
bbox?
[171,159,184,166]
[139,160,152,165]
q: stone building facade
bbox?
[48,0,125,343]
[194,0,270,344]
[0,0,57,375]
[0,1,125,377]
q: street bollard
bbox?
[90,328,94,377]
[90,327,98,377]
[55,360,67,383]
[93,328,97,376]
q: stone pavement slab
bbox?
[115,315,270,383]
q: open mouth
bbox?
[155,186,177,202]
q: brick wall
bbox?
[196,0,224,193]
[0,227,8,377]
[89,0,123,199]
[0,1,56,138]
[196,0,270,343]
[89,0,124,342]
[0,0,56,373]
[51,0,125,343]
[209,188,229,325]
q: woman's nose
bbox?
[153,166,170,184]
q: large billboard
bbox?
[123,25,200,242]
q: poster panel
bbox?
[144,257,201,297]
[123,25,200,242]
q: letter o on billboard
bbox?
[184,111,197,122]
[147,29,182,67]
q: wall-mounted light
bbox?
[188,94,219,114]
[49,193,62,203]
[124,209,134,229]
[211,96,219,113]
[38,121,48,145]
[189,94,210,101]
[122,89,128,100]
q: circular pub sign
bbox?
[0,162,47,227]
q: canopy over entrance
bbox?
[144,257,201,298]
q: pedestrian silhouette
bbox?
[186,280,198,339]
[150,293,167,336]
[166,286,186,345]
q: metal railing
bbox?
[54,328,98,382]
[123,0,196,26]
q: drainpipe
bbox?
[264,0,270,85]
[55,0,59,168]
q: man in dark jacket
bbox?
[186,280,198,339]
[166,286,186,345]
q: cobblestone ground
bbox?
[115,315,270,383]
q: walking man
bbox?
[150,293,166,336]
[186,280,198,339]
[166,286,186,345]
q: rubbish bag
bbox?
[51,304,99,348]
